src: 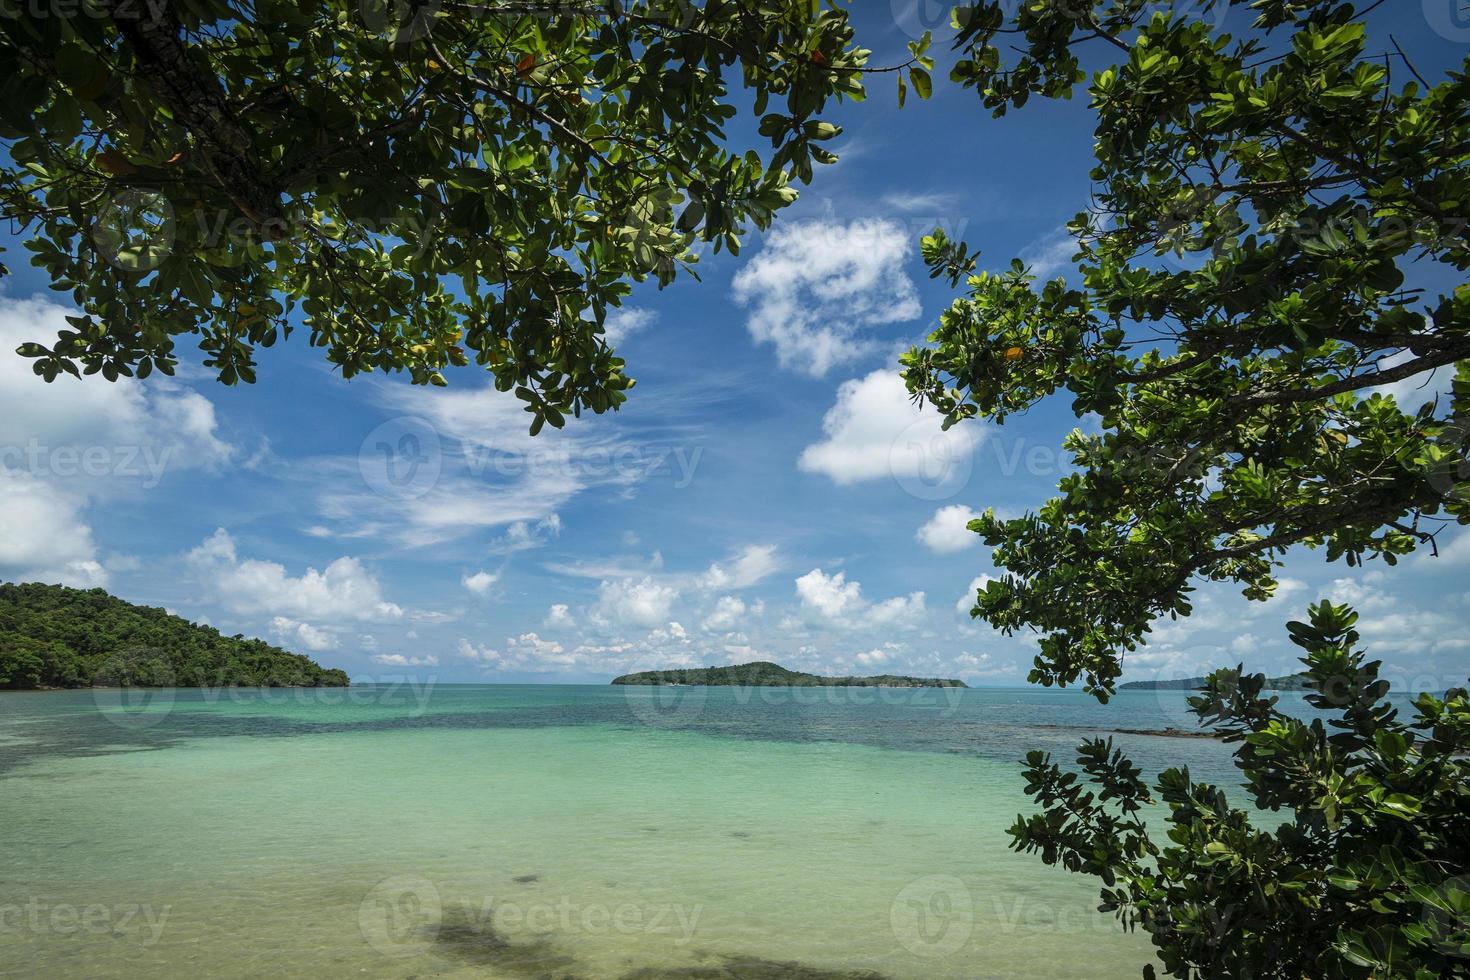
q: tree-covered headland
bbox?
[0,582,349,689]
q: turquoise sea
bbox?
[0,683,1325,979]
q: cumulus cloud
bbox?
[456,639,501,666]
[187,528,404,622]
[731,219,921,376]
[916,505,982,553]
[461,570,499,596]
[0,297,237,586]
[0,298,234,475]
[372,653,439,667]
[795,569,925,629]
[458,631,603,672]
[270,616,339,651]
[544,603,574,628]
[0,468,108,587]
[701,595,746,632]
[956,574,995,615]
[596,576,680,628]
[799,370,982,486]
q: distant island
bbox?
[1120,672,1311,691]
[611,660,966,688]
[0,582,350,690]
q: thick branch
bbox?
[102,0,282,228]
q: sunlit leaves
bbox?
[903,0,1469,697]
[0,1,874,430]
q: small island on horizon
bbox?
[1119,672,1311,691]
[610,660,967,688]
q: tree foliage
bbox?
[0,581,349,688]
[902,0,1470,695]
[1009,601,1470,979]
[0,0,893,431]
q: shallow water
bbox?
[0,684,1340,979]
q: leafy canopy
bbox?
[0,0,918,432]
[903,0,1470,697]
[1009,602,1470,979]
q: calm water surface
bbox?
[0,683,1339,979]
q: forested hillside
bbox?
[612,661,966,687]
[0,583,349,690]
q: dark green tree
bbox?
[903,0,1469,695]
[1009,603,1470,978]
[898,2,1470,976]
[0,1,929,431]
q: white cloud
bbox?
[319,378,644,547]
[544,603,574,628]
[186,529,405,622]
[701,595,746,632]
[596,576,680,628]
[0,297,234,480]
[502,514,562,550]
[956,574,995,615]
[509,632,566,660]
[0,468,108,587]
[917,505,982,553]
[0,297,238,587]
[461,570,499,596]
[456,639,501,666]
[458,631,601,672]
[1370,345,1455,413]
[795,569,925,629]
[1432,530,1470,566]
[799,370,981,486]
[697,544,781,591]
[1229,633,1259,656]
[270,616,339,651]
[1018,225,1076,280]
[1324,574,1394,611]
[604,307,658,346]
[1356,609,1463,656]
[881,191,958,212]
[853,648,890,667]
[731,219,921,376]
[372,653,439,667]
[796,568,863,618]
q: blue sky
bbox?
[1,5,1466,688]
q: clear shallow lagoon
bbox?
[0,683,1332,979]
